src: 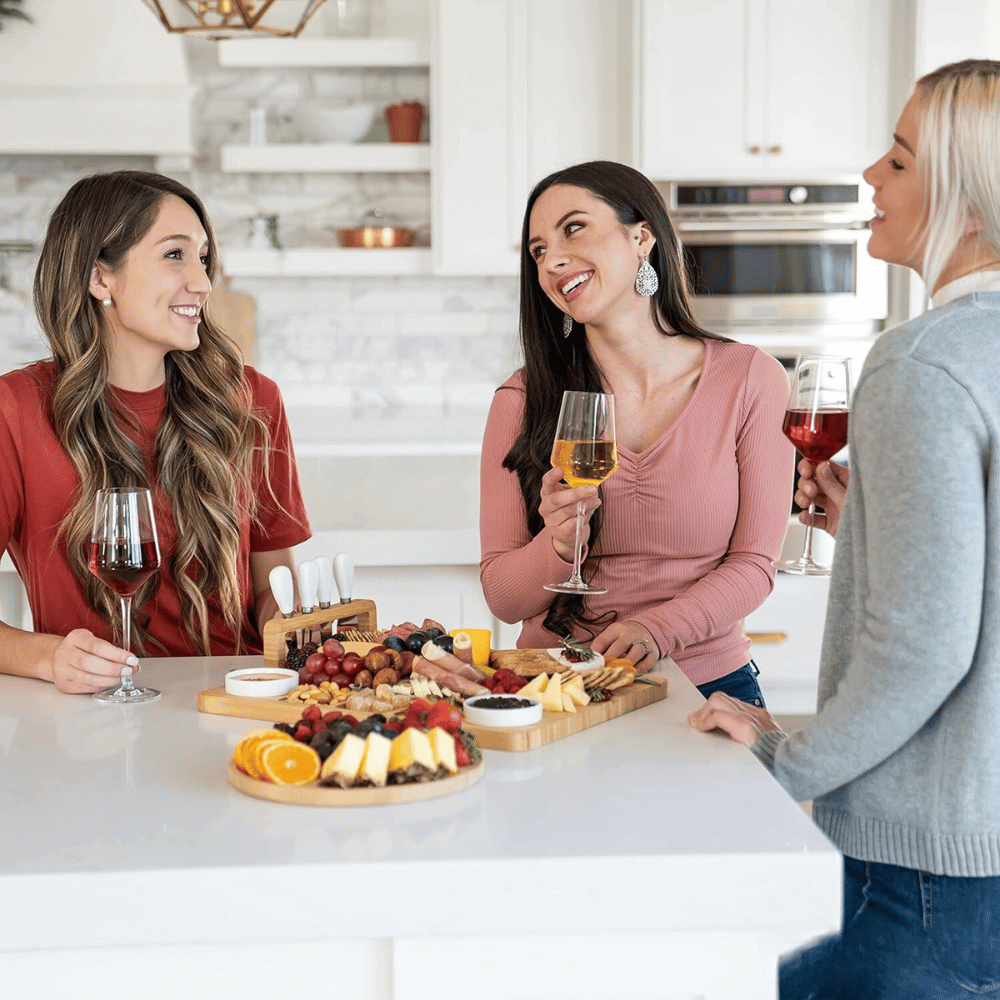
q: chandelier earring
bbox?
[635,255,659,297]
[562,312,573,338]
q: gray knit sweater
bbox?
[753,288,1000,877]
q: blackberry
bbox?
[285,647,307,671]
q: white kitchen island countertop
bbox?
[0,657,840,999]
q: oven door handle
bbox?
[676,219,870,233]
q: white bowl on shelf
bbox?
[298,103,376,143]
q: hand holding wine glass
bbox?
[88,487,162,704]
[544,391,618,595]
[777,356,851,576]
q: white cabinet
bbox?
[637,0,892,178]
[431,0,628,275]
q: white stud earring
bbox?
[635,256,659,297]
[102,297,112,307]
[562,312,573,338]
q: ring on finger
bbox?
[630,638,650,653]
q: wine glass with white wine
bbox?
[544,390,618,595]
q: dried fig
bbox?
[354,668,374,689]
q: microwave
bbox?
[665,181,889,332]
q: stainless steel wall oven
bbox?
[665,181,889,333]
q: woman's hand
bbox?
[49,629,139,694]
[591,620,659,672]
[687,691,782,747]
[539,466,601,563]
[795,459,849,538]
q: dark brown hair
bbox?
[505,160,730,639]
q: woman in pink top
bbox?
[479,161,793,699]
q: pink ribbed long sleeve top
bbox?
[479,340,794,685]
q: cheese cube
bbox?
[389,728,436,778]
[320,732,365,788]
[427,726,458,774]
[358,732,392,787]
[541,672,564,712]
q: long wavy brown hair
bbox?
[506,160,731,640]
[35,170,272,655]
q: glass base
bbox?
[93,684,161,705]
[775,558,831,577]
[543,582,608,595]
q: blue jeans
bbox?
[696,660,765,707]
[780,855,1000,998]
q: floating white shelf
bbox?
[216,37,429,68]
[221,248,432,277]
[221,142,431,173]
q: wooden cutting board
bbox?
[208,274,256,364]
[198,676,668,752]
[464,676,668,751]
[227,757,484,807]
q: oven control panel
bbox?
[673,183,860,208]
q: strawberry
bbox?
[404,698,432,730]
[322,711,343,725]
[427,699,463,735]
[454,727,482,766]
[293,723,312,742]
[301,704,322,722]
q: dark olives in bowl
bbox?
[382,635,406,652]
[404,631,428,653]
[424,627,443,640]
[431,634,454,654]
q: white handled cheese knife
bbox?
[313,555,335,643]
[333,551,359,633]
[268,564,297,652]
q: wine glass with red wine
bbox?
[776,355,851,576]
[88,487,161,704]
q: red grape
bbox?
[322,638,345,658]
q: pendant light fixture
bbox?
[139,1,327,40]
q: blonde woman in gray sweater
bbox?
[689,59,1000,997]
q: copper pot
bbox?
[336,225,414,248]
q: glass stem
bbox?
[119,595,136,691]
[568,500,585,586]
[801,505,817,564]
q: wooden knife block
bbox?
[261,598,378,666]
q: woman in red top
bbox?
[479,161,792,698]
[0,170,310,693]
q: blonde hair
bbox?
[34,170,278,655]
[915,59,1000,296]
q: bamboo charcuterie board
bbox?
[199,675,668,752]
[463,676,668,751]
[227,757,484,807]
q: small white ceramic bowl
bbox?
[225,667,299,698]
[298,103,376,143]
[463,693,543,728]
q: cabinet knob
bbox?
[748,144,762,154]
[769,144,783,154]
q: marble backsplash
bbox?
[0,24,522,430]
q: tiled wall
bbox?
[0,19,521,424]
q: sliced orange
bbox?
[260,740,321,785]
[251,736,297,778]
[234,729,293,777]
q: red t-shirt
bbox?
[0,361,311,656]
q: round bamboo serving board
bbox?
[227,757,484,807]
